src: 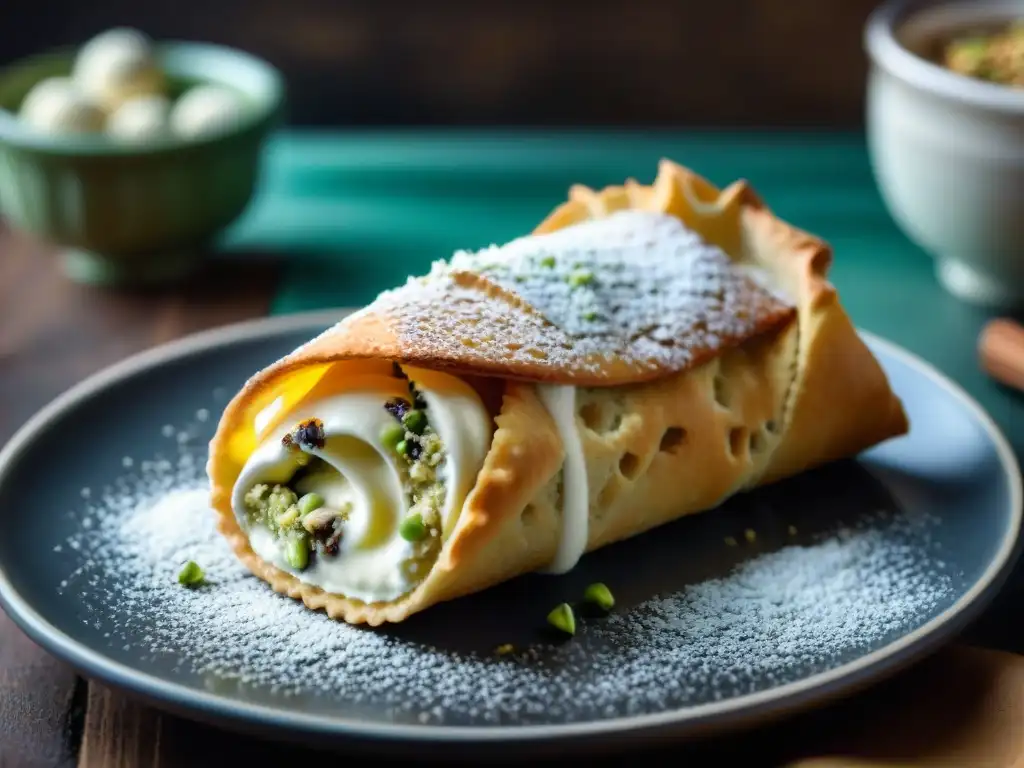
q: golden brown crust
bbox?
[207,159,909,626]
[534,159,909,486]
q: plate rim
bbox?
[0,309,1020,748]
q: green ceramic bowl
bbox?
[0,41,285,286]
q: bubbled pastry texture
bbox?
[499,322,799,565]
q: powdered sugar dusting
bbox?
[453,210,783,346]
[55,417,955,727]
[356,211,794,385]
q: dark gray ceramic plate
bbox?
[0,310,1020,758]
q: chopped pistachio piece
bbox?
[495,643,515,656]
[568,269,595,288]
[276,505,301,528]
[399,513,427,542]
[298,492,324,516]
[302,506,338,533]
[268,486,298,517]
[177,560,205,587]
[787,525,798,536]
[402,409,428,435]
[546,602,576,636]
[380,422,405,452]
[724,535,738,547]
[244,483,271,508]
[284,535,310,570]
[582,582,615,612]
[582,310,598,322]
[744,528,757,543]
[539,255,556,269]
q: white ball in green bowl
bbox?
[73,27,165,112]
[19,76,105,135]
[106,94,171,142]
[169,84,245,139]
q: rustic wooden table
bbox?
[3,224,1024,767]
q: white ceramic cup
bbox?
[865,0,1024,309]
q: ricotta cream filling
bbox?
[231,367,491,603]
[535,384,590,574]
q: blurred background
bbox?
[1,0,875,127]
[6,2,1024,765]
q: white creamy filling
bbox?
[535,384,590,574]
[231,369,491,603]
[415,372,494,539]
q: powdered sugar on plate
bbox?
[56,413,955,727]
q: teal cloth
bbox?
[221,129,1024,468]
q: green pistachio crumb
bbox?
[302,505,344,533]
[268,486,298,517]
[402,409,428,435]
[399,513,427,542]
[177,560,205,587]
[276,505,301,528]
[582,310,598,322]
[724,535,738,547]
[409,461,433,484]
[744,528,757,544]
[284,535,310,570]
[539,255,556,269]
[582,582,615,612]
[568,269,595,288]
[298,492,324,516]
[787,525,798,536]
[243,484,271,509]
[380,422,405,451]
[547,603,576,636]
[495,643,515,656]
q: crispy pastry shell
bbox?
[207,160,908,625]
